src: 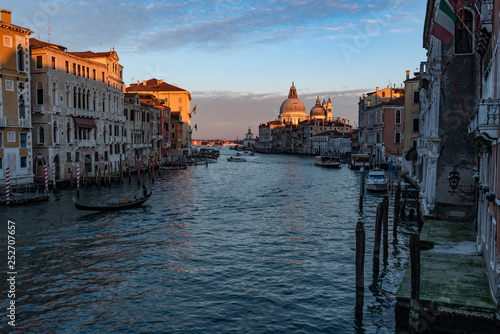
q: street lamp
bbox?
[448,169,460,190]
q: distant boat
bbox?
[314,156,341,168]
[73,192,152,212]
[365,169,388,192]
[227,157,246,162]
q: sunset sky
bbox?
[5,0,426,140]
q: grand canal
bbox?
[1,148,417,333]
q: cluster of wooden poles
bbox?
[355,185,424,333]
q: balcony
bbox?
[469,98,499,140]
[104,112,111,120]
[134,120,142,127]
[75,109,96,118]
[19,118,31,128]
[0,117,6,127]
[67,107,75,116]
[76,139,96,147]
[32,105,45,114]
[53,105,62,114]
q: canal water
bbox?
[1,148,417,333]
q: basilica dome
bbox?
[310,96,326,120]
[279,83,308,125]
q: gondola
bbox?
[73,192,152,212]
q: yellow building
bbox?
[0,9,34,186]
[126,79,192,154]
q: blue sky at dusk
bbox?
[4,0,426,140]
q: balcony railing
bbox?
[75,109,96,118]
[76,139,96,147]
[469,98,500,140]
[19,119,31,128]
[53,105,62,114]
[66,107,75,116]
[134,120,142,127]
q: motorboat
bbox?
[314,156,341,168]
[227,156,246,162]
[365,169,388,192]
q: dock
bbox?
[395,219,500,333]
[0,192,49,205]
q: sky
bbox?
[4,0,427,140]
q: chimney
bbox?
[1,9,12,24]
[406,70,410,80]
[137,80,140,85]
[159,79,163,84]
[143,80,147,86]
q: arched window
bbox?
[455,9,473,54]
[38,126,45,144]
[53,121,58,144]
[19,95,26,119]
[37,82,43,105]
[73,87,77,108]
[78,88,82,109]
[66,86,70,107]
[17,44,24,72]
[52,82,57,106]
[395,130,401,144]
[102,93,106,112]
[67,122,71,143]
[395,109,401,124]
[93,92,97,111]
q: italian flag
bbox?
[431,0,457,44]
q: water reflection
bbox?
[0,148,418,333]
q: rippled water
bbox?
[1,148,417,333]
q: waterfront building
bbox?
[256,120,283,153]
[242,127,256,149]
[466,0,500,302]
[29,38,125,183]
[126,79,193,158]
[0,9,34,186]
[418,0,479,219]
[358,85,404,162]
[401,70,421,177]
[123,93,165,168]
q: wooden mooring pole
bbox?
[409,233,421,333]
[394,185,400,238]
[373,202,382,274]
[355,221,365,319]
[383,195,389,258]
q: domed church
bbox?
[310,96,326,120]
[279,83,308,125]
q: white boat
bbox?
[227,156,246,162]
[314,156,341,168]
[365,169,388,192]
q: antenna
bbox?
[47,26,51,43]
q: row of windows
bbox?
[0,132,28,148]
[0,156,28,170]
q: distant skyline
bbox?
[4,0,427,140]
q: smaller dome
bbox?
[310,96,326,119]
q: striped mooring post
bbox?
[5,168,10,203]
[44,165,48,193]
[52,163,56,189]
[76,165,80,198]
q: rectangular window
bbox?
[0,157,2,170]
[86,67,89,78]
[36,55,43,69]
[104,151,108,161]
[413,91,420,104]
[412,118,419,132]
[20,156,27,168]
[130,110,134,121]
[51,56,56,70]
[124,108,128,120]
[93,69,96,80]
[37,87,43,104]
[78,64,81,76]
[65,60,69,73]
[95,151,99,162]
[67,152,72,162]
[178,98,182,103]
[102,72,105,82]
[73,63,76,75]
[0,132,3,147]
[76,152,80,162]
[20,133,27,148]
